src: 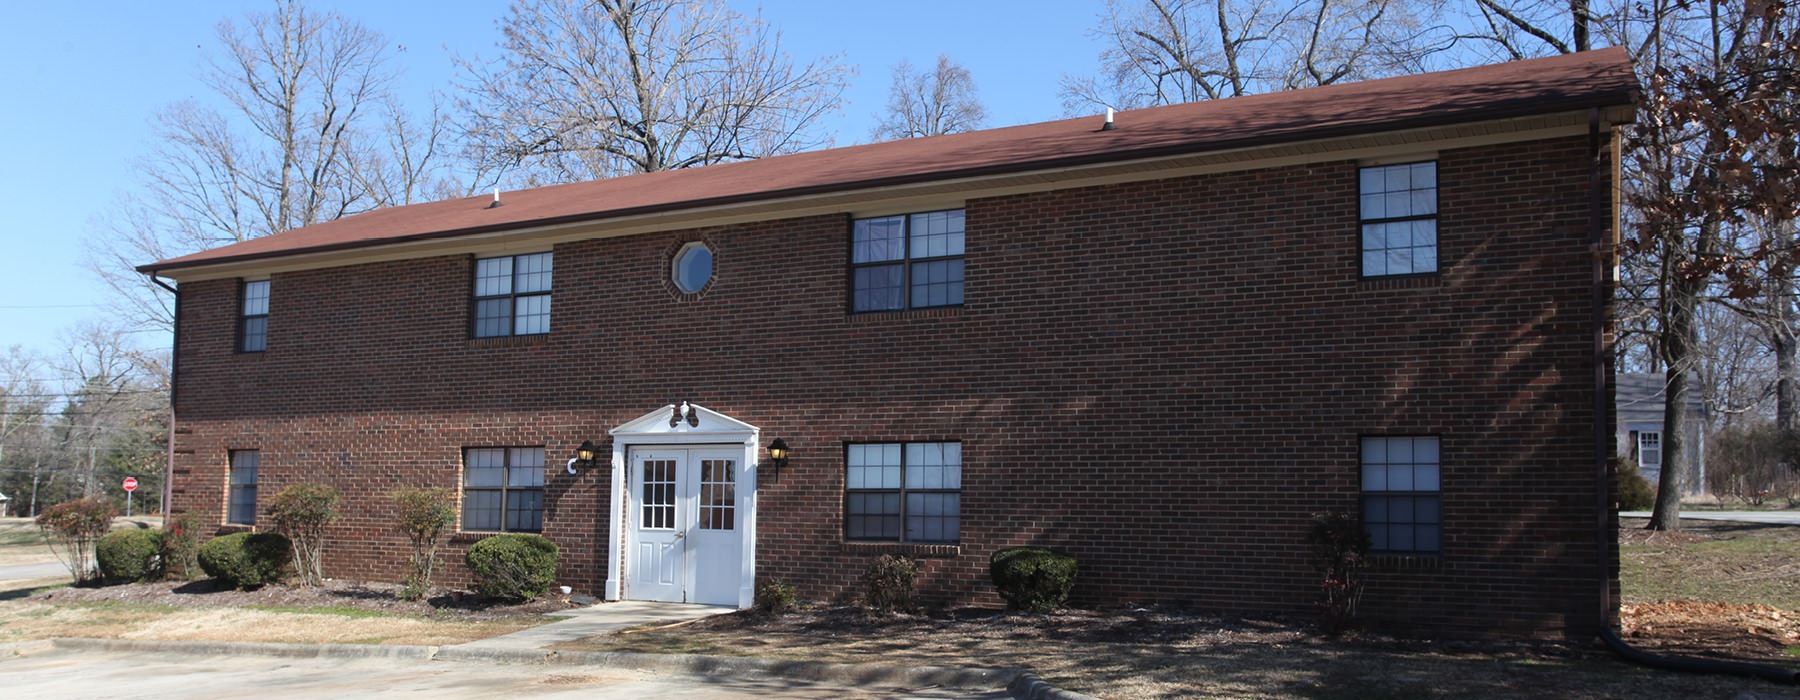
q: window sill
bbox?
[1357,273,1441,291]
[847,307,964,324]
[841,541,961,558]
[450,531,543,543]
[467,334,548,348]
[1368,553,1442,570]
[216,524,256,535]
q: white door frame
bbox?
[606,403,760,609]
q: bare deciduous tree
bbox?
[88,0,459,333]
[1624,0,1799,530]
[871,55,987,141]
[1062,0,1435,112]
[456,0,850,184]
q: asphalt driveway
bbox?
[1619,510,1800,526]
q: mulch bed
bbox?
[30,578,577,620]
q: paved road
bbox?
[1619,510,1800,525]
[0,561,65,581]
[0,645,1009,700]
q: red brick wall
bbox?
[168,134,1616,638]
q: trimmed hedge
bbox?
[198,532,291,590]
[465,533,559,601]
[97,529,163,584]
[990,546,1078,612]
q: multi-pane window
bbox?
[699,458,736,530]
[1637,431,1663,469]
[850,209,965,312]
[1361,436,1441,554]
[240,280,269,352]
[845,442,960,543]
[227,450,259,525]
[462,447,545,532]
[473,252,553,337]
[1359,162,1438,277]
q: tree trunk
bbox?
[1772,219,1798,436]
[1647,219,1719,531]
[1648,358,1692,530]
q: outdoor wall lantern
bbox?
[767,438,790,480]
[568,439,600,475]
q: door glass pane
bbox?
[641,459,676,530]
[699,459,735,531]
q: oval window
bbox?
[672,242,713,294]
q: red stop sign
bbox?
[122,477,138,492]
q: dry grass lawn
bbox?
[0,598,545,646]
[0,516,164,568]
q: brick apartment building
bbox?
[142,48,1637,638]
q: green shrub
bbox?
[97,529,164,584]
[267,483,340,586]
[391,487,456,600]
[862,554,918,613]
[160,513,203,580]
[35,498,119,584]
[465,533,559,601]
[1616,458,1657,511]
[198,532,291,590]
[989,546,1078,612]
[754,580,797,617]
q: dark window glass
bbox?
[473,253,552,337]
[240,280,269,352]
[227,450,259,525]
[845,442,960,543]
[672,242,714,294]
[1360,436,1442,554]
[462,447,545,532]
[850,210,964,312]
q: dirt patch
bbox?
[1623,600,1800,664]
[0,578,571,647]
[564,604,1798,699]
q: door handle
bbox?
[674,531,686,539]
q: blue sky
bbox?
[0,0,1105,364]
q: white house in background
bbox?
[0,491,10,517]
[1616,373,1707,494]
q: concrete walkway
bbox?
[451,600,735,651]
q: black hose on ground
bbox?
[1600,627,1800,684]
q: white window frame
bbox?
[1637,431,1663,469]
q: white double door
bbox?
[628,447,743,605]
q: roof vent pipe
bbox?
[487,188,503,209]
[1102,107,1116,131]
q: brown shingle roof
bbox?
[141,47,1635,275]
